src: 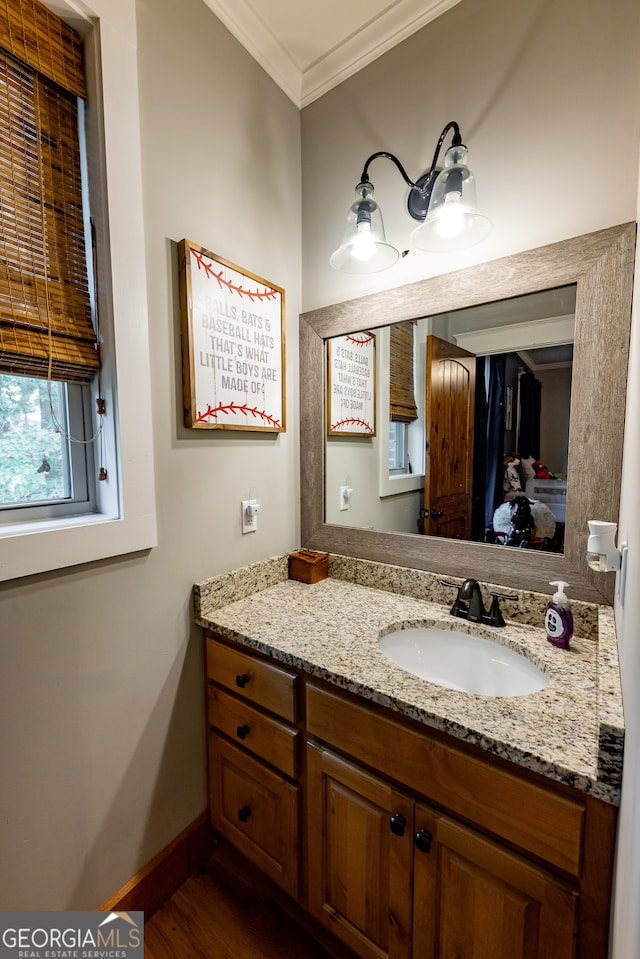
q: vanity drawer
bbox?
[208,732,300,898]
[206,634,298,722]
[306,682,585,877]
[207,685,299,778]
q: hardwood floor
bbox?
[144,841,350,959]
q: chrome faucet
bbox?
[441,579,517,627]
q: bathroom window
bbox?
[389,321,418,422]
[0,375,94,517]
[0,0,157,581]
[388,421,409,474]
[378,322,425,498]
[0,14,97,521]
[388,321,418,478]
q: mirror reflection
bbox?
[325,285,576,554]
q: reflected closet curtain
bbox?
[518,369,542,461]
[472,355,506,540]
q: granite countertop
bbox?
[194,554,624,805]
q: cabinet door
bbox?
[306,741,413,959]
[208,732,300,898]
[413,802,578,959]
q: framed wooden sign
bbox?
[178,239,285,431]
[327,332,376,435]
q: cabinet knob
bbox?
[390,813,406,836]
[415,828,432,853]
[236,724,250,739]
[235,673,250,688]
[238,805,251,823]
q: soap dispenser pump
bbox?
[544,581,573,649]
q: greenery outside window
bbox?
[0,374,94,518]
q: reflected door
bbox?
[423,335,476,538]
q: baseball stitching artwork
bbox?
[179,240,285,431]
[327,332,376,436]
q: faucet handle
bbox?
[440,580,470,618]
[482,591,518,628]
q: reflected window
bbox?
[389,421,408,474]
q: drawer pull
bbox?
[390,813,406,837]
[236,673,250,688]
[415,828,432,854]
[236,724,250,740]
[238,805,251,823]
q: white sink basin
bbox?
[379,626,548,697]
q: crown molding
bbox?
[200,0,302,103]
[300,0,463,107]
[200,0,463,109]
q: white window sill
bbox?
[380,473,425,497]
[0,510,157,581]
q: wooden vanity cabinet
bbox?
[204,632,616,959]
[306,741,577,959]
[306,741,414,959]
[412,803,578,959]
[205,633,301,898]
[305,681,616,959]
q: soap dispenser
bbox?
[544,581,573,649]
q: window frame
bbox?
[0,0,157,581]
[388,420,407,474]
[0,376,95,520]
[378,325,425,498]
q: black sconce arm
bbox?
[359,150,418,190]
[358,121,466,221]
[426,120,463,177]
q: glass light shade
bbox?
[330,182,399,273]
[410,144,492,253]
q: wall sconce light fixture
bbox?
[330,121,492,274]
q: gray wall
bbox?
[302,0,640,311]
[301,1,640,956]
[0,0,301,908]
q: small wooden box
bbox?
[288,549,328,584]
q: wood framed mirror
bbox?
[300,222,635,603]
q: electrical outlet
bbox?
[241,499,260,533]
[339,485,353,511]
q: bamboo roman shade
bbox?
[0,0,97,383]
[389,320,418,422]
